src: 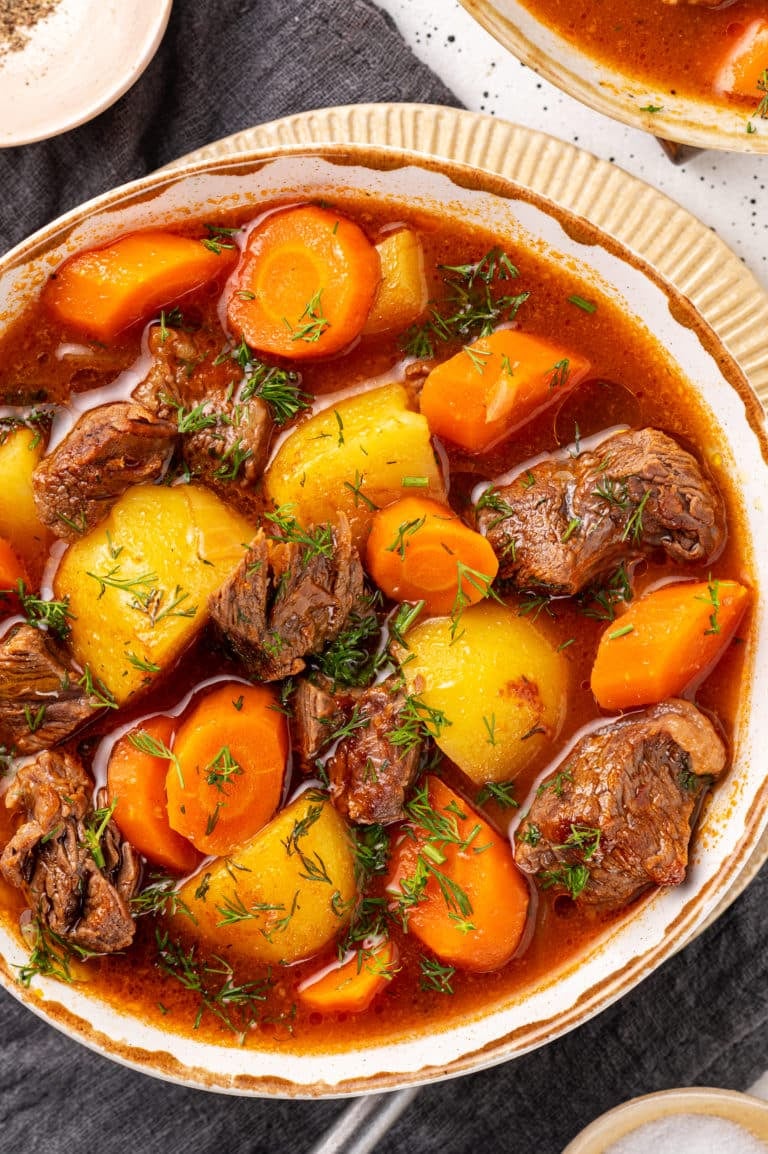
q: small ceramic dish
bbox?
[460,0,768,154]
[0,145,767,1095]
[0,0,172,148]
[563,1087,768,1152]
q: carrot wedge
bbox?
[227,205,380,359]
[365,495,499,615]
[714,20,768,102]
[0,538,29,615]
[44,230,236,341]
[420,329,591,452]
[166,682,288,856]
[107,715,202,875]
[298,940,400,1014]
[591,579,750,710]
[387,777,530,972]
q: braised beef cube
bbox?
[135,327,272,493]
[291,675,359,770]
[327,679,421,825]
[209,515,365,682]
[515,699,726,910]
[32,401,177,540]
[0,624,102,754]
[477,427,725,595]
[1,751,138,953]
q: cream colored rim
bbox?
[459,0,768,154]
[166,102,768,928]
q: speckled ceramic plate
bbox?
[1,111,767,1095]
[169,103,768,932]
[459,0,768,153]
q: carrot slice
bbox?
[387,777,530,972]
[166,682,288,856]
[107,715,201,875]
[714,20,768,101]
[0,537,29,615]
[44,230,236,341]
[420,329,591,452]
[591,579,750,711]
[365,495,499,616]
[227,205,380,359]
[298,940,400,1014]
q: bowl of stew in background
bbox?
[0,145,766,1096]
[460,0,768,152]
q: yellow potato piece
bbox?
[402,601,568,784]
[174,792,357,966]
[0,427,50,580]
[54,484,254,704]
[363,229,428,336]
[264,383,446,548]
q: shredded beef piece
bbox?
[291,675,356,771]
[0,624,100,754]
[1,751,138,953]
[32,401,177,541]
[326,678,421,825]
[134,327,272,494]
[515,699,726,910]
[477,427,726,595]
[208,515,365,681]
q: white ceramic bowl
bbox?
[1,146,767,1095]
[460,0,768,154]
[0,0,172,147]
[563,1087,768,1152]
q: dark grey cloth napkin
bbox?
[1,2,766,1152]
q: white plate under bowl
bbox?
[0,0,172,147]
[1,145,767,1096]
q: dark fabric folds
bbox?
[0,0,459,255]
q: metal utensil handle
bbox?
[307,1088,421,1154]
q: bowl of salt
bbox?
[563,1087,768,1154]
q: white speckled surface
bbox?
[376,0,768,290]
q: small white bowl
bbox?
[0,0,172,147]
[563,1088,768,1152]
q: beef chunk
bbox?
[477,427,725,595]
[33,402,177,541]
[0,625,100,754]
[209,515,365,681]
[1,751,138,953]
[326,679,421,825]
[515,699,725,910]
[291,675,354,771]
[135,327,272,493]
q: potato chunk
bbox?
[54,484,254,704]
[0,427,50,580]
[174,791,356,966]
[264,383,446,548]
[363,229,428,336]
[401,601,568,784]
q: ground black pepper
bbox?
[0,0,60,60]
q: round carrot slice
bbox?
[227,205,380,359]
[365,496,499,616]
[166,682,288,856]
